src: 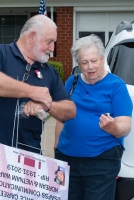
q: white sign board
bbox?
[0,143,70,200]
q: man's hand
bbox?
[30,86,52,109]
[23,101,49,117]
[24,99,76,122]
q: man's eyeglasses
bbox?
[22,63,31,82]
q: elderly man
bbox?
[0,15,76,153]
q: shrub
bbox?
[48,61,64,81]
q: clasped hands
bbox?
[23,87,52,117]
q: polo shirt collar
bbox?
[10,40,46,69]
[10,39,25,61]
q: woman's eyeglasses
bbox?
[22,63,31,82]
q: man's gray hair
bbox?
[71,34,105,63]
[20,14,57,37]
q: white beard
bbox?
[33,43,50,63]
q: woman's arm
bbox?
[54,120,64,150]
[99,115,131,138]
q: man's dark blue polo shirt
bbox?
[0,41,71,154]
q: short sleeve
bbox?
[112,82,133,117]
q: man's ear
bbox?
[28,31,36,44]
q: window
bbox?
[0,15,28,44]
[79,31,105,46]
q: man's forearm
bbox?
[0,72,52,108]
[0,72,32,98]
[48,100,76,121]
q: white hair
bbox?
[71,34,105,63]
[20,14,57,37]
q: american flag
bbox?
[39,0,47,15]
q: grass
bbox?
[46,114,51,121]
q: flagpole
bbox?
[50,7,54,58]
[50,7,54,21]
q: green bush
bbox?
[48,61,64,81]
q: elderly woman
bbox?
[54,34,133,200]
